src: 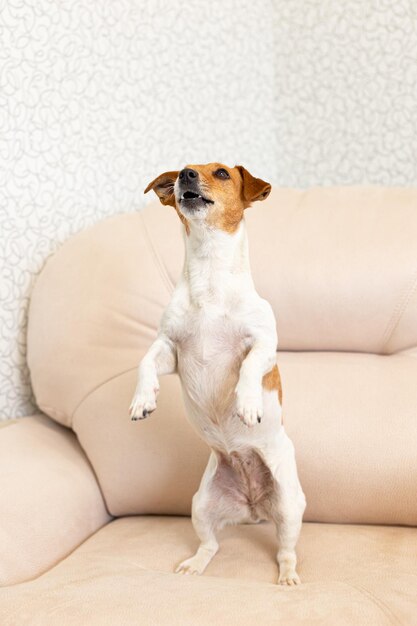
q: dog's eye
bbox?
[214,168,230,180]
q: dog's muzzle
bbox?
[178,168,213,209]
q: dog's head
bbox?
[144,163,271,234]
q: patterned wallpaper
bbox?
[1,0,417,419]
[0,0,276,419]
[273,0,417,186]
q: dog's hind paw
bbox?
[278,570,301,586]
[175,554,210,576]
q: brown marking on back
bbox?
[262,364,283,406]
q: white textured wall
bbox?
[2,0,417,419]
[0,0,276,419]
[273,0,417,186]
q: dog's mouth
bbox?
[180,190,214,205]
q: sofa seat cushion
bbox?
[0,415,110,587]
[1,517,416,625]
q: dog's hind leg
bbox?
[268,435,306,585]
[175,500,219,575]
[175,452,220,575]
[175,451,250,575]
[273,490,304,585]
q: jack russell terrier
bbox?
[130,163,306,585]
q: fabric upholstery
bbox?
[0,516,416,625]
[0,415,111,586]
[26,188,417,523]
[6,187,417,621]
[70,351,417,524]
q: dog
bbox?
[130,163,306,585]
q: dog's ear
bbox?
[144,171,179,207]
[236,166,271,208]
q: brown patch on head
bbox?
[262,364,283,406]
[145,164,271,236]
[144,170,190,234]
[182,163,271,234]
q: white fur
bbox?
[130,203,306,585]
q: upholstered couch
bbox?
[1,188,416,625]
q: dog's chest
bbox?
[176,308,247,368]
[174,306,248,415]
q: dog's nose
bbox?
[179,168,198,184]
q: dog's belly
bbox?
[212,449,275,521]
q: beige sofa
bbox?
[1,187,416,625]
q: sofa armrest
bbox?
[0,414,111,586]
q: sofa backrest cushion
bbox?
[27,187,417,524]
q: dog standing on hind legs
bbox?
[130,163,306,585]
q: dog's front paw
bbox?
[129,386,159,421]
[236,389,263,427]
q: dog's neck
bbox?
[182,218,254,306]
